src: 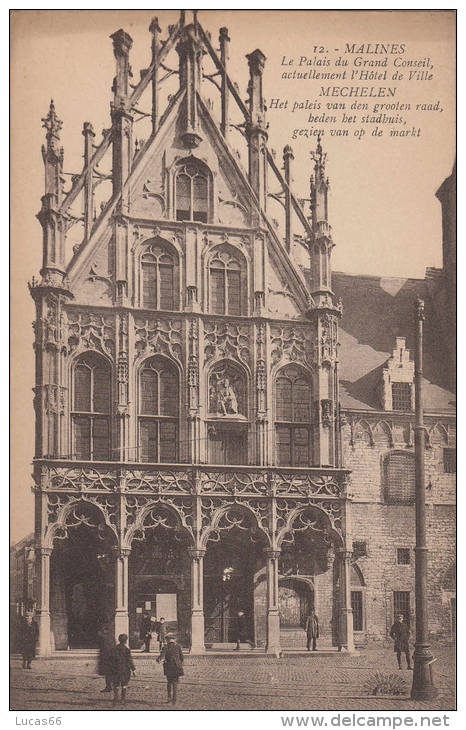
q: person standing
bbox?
[157,617,167,650]
[108,634,136,706]
[390,613,412,669]
[19,613,38,669]
[157,634,184,705]
[97,623,114,692]
[305,610,319,651]
[139,612,153,652]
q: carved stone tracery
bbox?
[276,498,343,544]
[271,324,314,368]
[46,494,119,544]
[125,469,192,494]
[199,471,268,496]
[274,473,342,498]
[134,316,182,362]
[66,310,115,358]
[204,321,250,365]
[44,465,119,491]
[124,495,195,545]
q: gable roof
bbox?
[67,80,312,312]
[303,270,455,414]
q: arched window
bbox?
[139,357,179,463]
[275,365,312,467]
[383,451,415,504]
[141,241,177,310]
[175,160,209,222]
[209,246,246,316]
[72,353,111,460]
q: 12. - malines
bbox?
[320,86,397,97]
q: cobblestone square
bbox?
[10,647,455,712]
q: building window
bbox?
[72,353,111,460]
[353,541,367,559]
[397,548,410,565]
[175,160,209,223]
[275,365,312,467]
[351,591,363,631]
[383,452,415,504]
[139,357,179,463]
[392,382,412,411]
[393,591,410,626]
[209,246,246,316]
[141,241,177,310]
[443,448,456,473]
[207,361,248,465]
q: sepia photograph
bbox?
[10,8,456,718]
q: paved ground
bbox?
[10,646,455,712]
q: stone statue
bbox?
[217,377,238,415]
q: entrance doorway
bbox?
[278,578,313,628]
[204,509,267,644]
[50,516,116,649]
[128,519,191,648]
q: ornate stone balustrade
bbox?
[33,459,350,500]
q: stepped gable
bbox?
[332,271,455,412]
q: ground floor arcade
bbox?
[32,465,355,655]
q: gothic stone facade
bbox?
[29,14,455,655]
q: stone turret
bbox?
[37,100,67,282]
[309,135,334,295]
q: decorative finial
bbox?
[42,99,63,144]
[311,135,327,177]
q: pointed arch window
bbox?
[139,357,179,463]
[175,160,209,223]
[275,364,312,466]
[72,353,111,460]
[209,247,246,316]
[141,241,178,310]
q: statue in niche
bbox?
[208,365,245,417]
[217,377,238,415]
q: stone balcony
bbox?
[33,459,350,500]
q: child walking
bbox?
[157,633,184,705]
[109,633,136,706]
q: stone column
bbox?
[338,549,354,652]
[114,548,130,640]
[35,547,52,656]
[188,548,206,653]
[264,548,281,654]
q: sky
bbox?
[10,10,455,543]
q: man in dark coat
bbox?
[139,612,153,652]
[19,613,38,669]
[390,614,412,669]
[305,610,320,651]
[234,610,245,650]
[97,623,114,692]
[108,633,136,706]
[157,634,184,704]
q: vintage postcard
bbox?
[10,8,456,720]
